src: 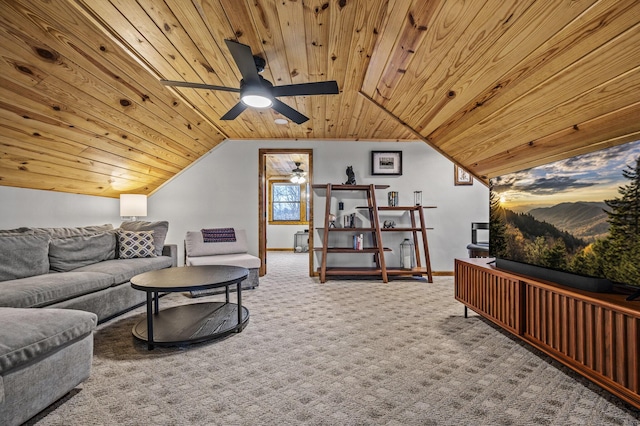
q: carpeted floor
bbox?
[31,253,639,425]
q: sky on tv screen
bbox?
[490,139,640,213]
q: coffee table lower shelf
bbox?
[132,302,249,347]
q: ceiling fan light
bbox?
[290,161,306,184]
[241,94,272,108]
[290,174,306,184]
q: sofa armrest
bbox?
[162,244,178,267]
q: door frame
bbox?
[258,148,314,277]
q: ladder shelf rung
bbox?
[314,247,391,253]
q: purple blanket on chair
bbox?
[201,228,236,243]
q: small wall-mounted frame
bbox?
[371,151,402,176]
[453,164,473,185]
[454,165,473,185]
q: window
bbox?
[269,181,308,224]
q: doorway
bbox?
[258,149,313,277]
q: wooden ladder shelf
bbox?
[313,183,434,283]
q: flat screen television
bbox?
[489,139,640,299]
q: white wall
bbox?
[0,186,119,228]
[0,139,489,272]
[268,223,308,250]
[309,141,488,271]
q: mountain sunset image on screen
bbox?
[489,139,640,289]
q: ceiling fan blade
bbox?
[271,99,309,124]
[272,81,339,97]
[224,39,261,85]
[220,102,248,120]
[160,80,240,92]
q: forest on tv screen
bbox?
[490,156,640,287]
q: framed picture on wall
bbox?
[454,165,473,185]
[371,151,402,175]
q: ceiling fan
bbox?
[290,161,307,184]
[161,39,339,124]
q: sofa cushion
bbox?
[185,229,249,256]
[73,256,174,285]
[0,234,50,282]
[0,271,114,308]
[187,253,261,269]
[0,307,97,376]
[49,231,117,272]
[120,221,168,256]
[117,230,156,259]
[32,224,113,238]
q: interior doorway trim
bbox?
[258,148,313,277]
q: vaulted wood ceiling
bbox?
[1,0,639,197]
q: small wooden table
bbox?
[130,265,249,350]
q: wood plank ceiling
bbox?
[265,153,309,180]
[0,0,638,197]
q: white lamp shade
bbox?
[120,194,147,217]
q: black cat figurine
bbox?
[344,166,356,185]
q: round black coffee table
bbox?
[130,265,249,350]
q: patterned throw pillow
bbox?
[117,230,156,259]
[119,221,168,257]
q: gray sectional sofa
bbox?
[0,221,177,426]
[0,308,96,426]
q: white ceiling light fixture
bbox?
[274,118,288,125]
[241,95,272,108]
[290,161,306,184]
[240,84,273,108]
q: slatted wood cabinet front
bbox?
[455,258,640,410]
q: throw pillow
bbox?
[0,234,50,281]
[119,221,168,256]
[48,231,117,272]
[117,230,156,259]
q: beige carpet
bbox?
[31,253,639,425]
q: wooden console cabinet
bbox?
[455,258,640,409]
